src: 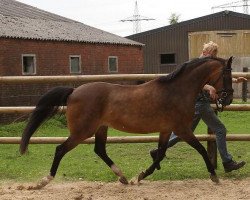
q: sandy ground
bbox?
[0,178,250,200]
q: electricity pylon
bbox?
[120,1,155,34]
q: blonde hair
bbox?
[201,41,218,57]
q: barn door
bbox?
[188,31,239,59]
[214,32,238,58]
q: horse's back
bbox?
[69,82,139,103]
[67,82,115,114]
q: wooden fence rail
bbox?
[0,73,250,84]
[0,134,250,144]
[1,104,250,114]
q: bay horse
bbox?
[20,56,233,189]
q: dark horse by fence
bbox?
[20,56,233,189]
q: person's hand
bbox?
[232,77,247,83]
[208,87,218,101]
[203,84,218,101]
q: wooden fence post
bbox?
[207,110,218,169]
[242,67,248,102]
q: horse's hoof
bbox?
[119,176,128,185]
[27,175,54,190]
[210,174,219,183]
[129,177,139,185]
[156,164,161,170]
[138,171,145,182]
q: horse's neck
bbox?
[175,62,216,101]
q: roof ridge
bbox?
[127,10,250,37]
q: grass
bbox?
[0,104,249,183]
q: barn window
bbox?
[160,53,175,64]
[22,54,36,75]
[70,55,81,73]
[108,56,118,72]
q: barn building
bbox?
[127,10,250,97]
[0,0,144,123]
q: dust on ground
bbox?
[0,178,249,200]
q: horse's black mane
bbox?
[157,56,226,83]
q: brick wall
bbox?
[0,38,143,75]
[0,38,144,123]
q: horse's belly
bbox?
[103,108,171,133]
[107,120,165,134]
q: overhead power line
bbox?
[212,0,249,14]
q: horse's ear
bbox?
[226,56,234,69]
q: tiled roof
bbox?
[0,0,75,22]
[0,0,143,46]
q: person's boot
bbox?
[223,160,246,173]
[149,149,164,170]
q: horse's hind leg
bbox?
[94,126,128,184]
[179,130,219,183]
[28,136,80,190]
[138,132,170,182]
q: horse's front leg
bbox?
[94,126,128,184]
[138,132,170,182]
[178,129,219,183]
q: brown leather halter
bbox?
[214,66,234,112]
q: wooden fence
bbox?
[1,73,250,167]
[1,105,250,143]
[0,73,250,84]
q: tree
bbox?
[169,13,180,25]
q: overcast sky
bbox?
[17,0,248,36]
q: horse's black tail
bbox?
[20,86,74,155]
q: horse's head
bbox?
[209,56,234,111]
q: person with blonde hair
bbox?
[150,41,246,173]
[201,41,218,57]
